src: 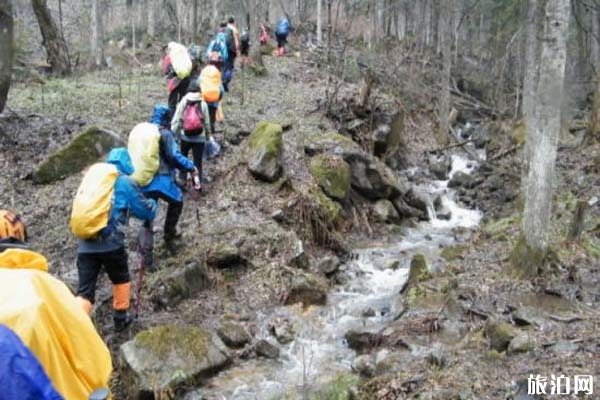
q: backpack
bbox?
[182,102,203,132]
[70,163,118,239]
[200,65,222,103]
[224,27,236,54]
[128,122,161,186]
[276,19,290,35]
[168,42,192,79]
[207,33,229,63]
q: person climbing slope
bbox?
[71,148,157,332]
[275,17,292,56]
[163,42,193,119]
[200,56,225,134]
[0,209,112,399]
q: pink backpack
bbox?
[182,102,203,132]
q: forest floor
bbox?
[1,42,600,399]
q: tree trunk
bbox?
[211,0,217,30]
[587,70,600,143]
[518,0,570,271]
[316,0,322,43]
[31,0,71,76]
[0,0,13,113]
[438,0,453,145]
[91,0,104,67]
[192,0,198,41]
[591,2,599,67]
[522,0,540,176]
[147,0,156,37]
[249,0,264,71]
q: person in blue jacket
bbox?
[75,148,157,332]
[275,17,291,56]
[141,105,197,257]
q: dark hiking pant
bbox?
[143,190,183,240]
[76,247,129,304]
[180,140,205,179]
[168,77,190,120]
[208,104,218,133]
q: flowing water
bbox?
[190,154,483,400]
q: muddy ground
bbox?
[1,42,600,399]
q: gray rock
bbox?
[246,122,283,182]
[508,333,534,354]
[283,269,328,306]
[217,322,251,348]
[344,330,382,352]
[373,199,401,223]
[448,171,475,189]
[429,156,451,180]
[34,126,124,184]
[511,307,546,327]
[374,349,411,375]
[269,318,296,344]
[207,243,245,268]
[549,340,580,355]
[120,325,231,399]
[483,319,515,352]
[150,262,212,310]
[289,240,310,269]
[351,354,375,377]
[361,308,377,318]
[255,339,280,359]
[317,255,341,275]
[392,196,427,220]
[271,209,285,222]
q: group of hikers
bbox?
[0,15,293,400]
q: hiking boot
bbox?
[113,310,133,332]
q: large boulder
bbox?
[309,154,351,200]
[372,111,404,160]
[373,199,401,224]
[283,268,328,307]
[149,261,212,310]
[33,126,124,184]
[246,121,283,182]
[217,322,251,348]
[120,325,231,399]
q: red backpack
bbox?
[182,102,203,132]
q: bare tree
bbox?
[316,0,322,43]
[249,0,264,69]
[514,0,570,276]
[438,0,453,145]
[0,0,12,113]
[147,0,156,37]
[31,0,71,76]
[91,0,104,67]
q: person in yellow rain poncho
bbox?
[0,209,112,400]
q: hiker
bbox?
[0,209,112,399]
[260,23,269,45]
[206,23,229,72]
[223,17,241,91]
[72,148,157,332]
[141,105,198,254]
[275,17,291,56]
[240,30,250,66]
[200,56,225,134]
[163,42,193,119]
[171,79,213,189]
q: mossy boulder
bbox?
[149,262,212,310]
[483,319,515,352]
[508,334,534,354]
[310,186,343,223]
[283,268,328,307]
[217,322,251,348]
[120,325,231,399]
[246,121,283,182]
[440,245,467,261]
[33,126,124,184]
[309,154,351,200]
[407,253,431,288]
[304,132,358,156]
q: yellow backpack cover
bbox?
[168,41,192,79]
[128,122,161,186]
[70,163,118,239]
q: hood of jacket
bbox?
[0,248,48,272]
[151,104,171,127]
[106,147,134,175]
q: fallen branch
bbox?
[428,138,475,154]
[489,144,520,161]
[548,314,585,323]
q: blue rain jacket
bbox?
[0,324,63,400]
[78,148,157,253]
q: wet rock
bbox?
[403,254,431,292]
[351,354,375,377]
[288,240,310,269]
[268,318,296,344]
[548,340,580,355]
[344,330,383,352]
[374,349,412,375]
[149,262,212,310]
[317,255,341,275]
[33,126,124,184]
[373,199,401,223]
[217,322,251,348]
[429,155,451,180]
[246,121,283,182]
[392,196,427,220]
[120,325,231,399]
[448,171,476,189]
[508,333,534,354]
[483,319,515,352]
[361,307,377,318]
[271,209,284,222]
[255,339,280,359]
[511,307,546,327]
[385,260,401,271]
[207,243,245,268]
[283,269,328,306]
[309,154,351,200]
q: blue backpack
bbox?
[206,32,229,62]
[276,19,291,36]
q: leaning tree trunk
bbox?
[512,0,570,277]
[31,0,71,76]
[0,0,13,113]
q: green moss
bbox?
[483,319,515,352]
[440,245,467,261]
[306,132,357,152]
[134,325,210,362]
[34,126,123,184]
[261,43,276,55]
[483,213,520,237]
[582,237,600,259]
[408,253,431,284]
[509,235,547,278]
[248,121,283,154]
[309,154,351,200]
[404,285,427,308]
[511,120,526,146]
[310,186,342,223]
[310,373,360,400]
[486,350,505,360]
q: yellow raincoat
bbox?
[0,248,112,399]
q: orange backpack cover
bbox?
[200,65,222,103]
